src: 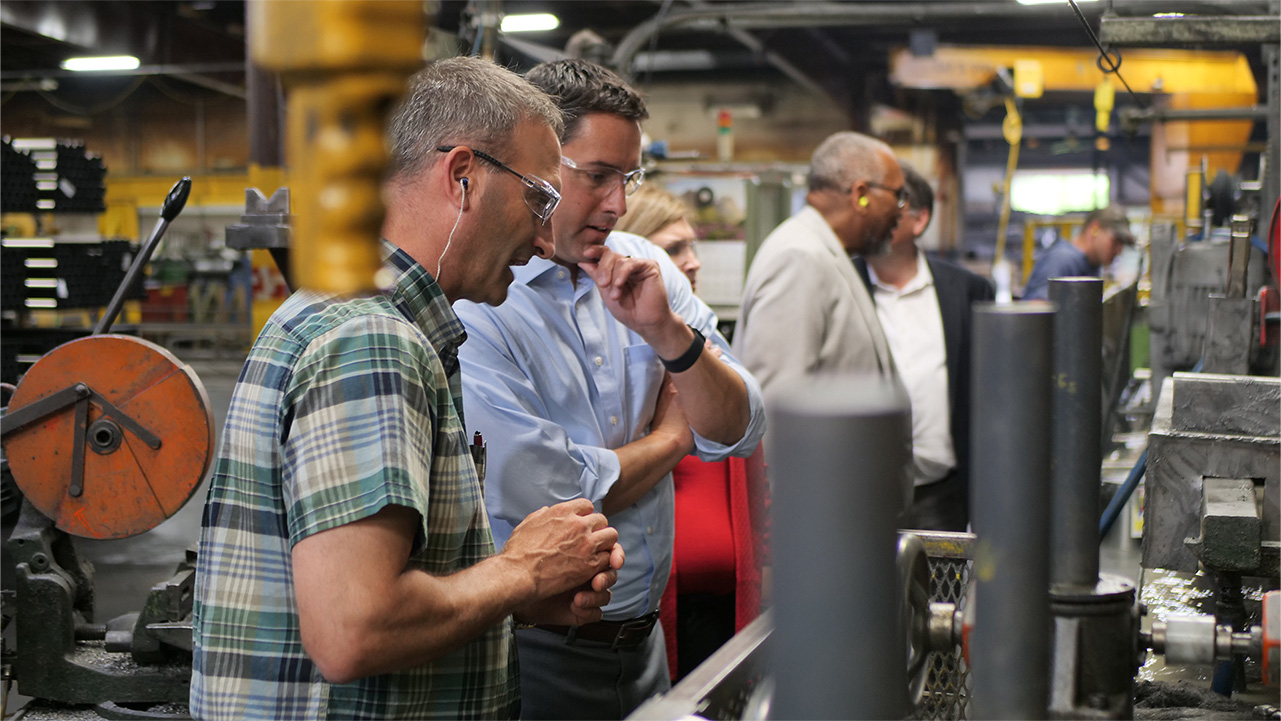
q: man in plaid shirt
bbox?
[191,56,623,720]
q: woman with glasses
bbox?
[616,183,769,683]
[615,184,702,292]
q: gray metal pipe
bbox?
[610,1,1094,76]
[1049,278,1103,590]
[1099,15,1280,47]
[971,304,1055,720]
[1121,105,1270,126]
[768,375,910,720]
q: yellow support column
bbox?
[250,1,425,294]
[1022,222,1037,284]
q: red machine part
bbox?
[1265,590,1279,688]
[2,335,213,539]
[1263,198,1281,347]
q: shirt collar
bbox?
[1063,240,1096,269]
[511,233,635,288]
[381,238,467,359]
[513,253,562,285]
[797,205,852,259]
[867,250,934,295]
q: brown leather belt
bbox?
[532,610,660,651]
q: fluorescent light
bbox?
[25,298,58,309]
[501,13,559,33]
[12,139,56,151]
[61,55,140,72]
[3,238,54,248]
[25,258,58,268]
[1153,12,1184,17]
[1016,0,1096,4]
[1011,171,1110,215]
[25,279,59,289]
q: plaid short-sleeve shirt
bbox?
[191,242,517,720]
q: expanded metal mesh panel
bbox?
[914,535,974,721]
[630,532,977,721]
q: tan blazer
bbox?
[734,205,896,395]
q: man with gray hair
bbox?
[734,130,905,393]
[192,56,624,720]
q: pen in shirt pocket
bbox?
[470,431,487,483]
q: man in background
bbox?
[734,131,904,393]
[1022,205,1133,300]
[858,164,995,531]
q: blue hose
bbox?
[1099,446,1147,539]
[1099,360,1204,541]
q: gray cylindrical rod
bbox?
[971,304,1054,720]
[1049,278,1103,589]
[769,375,910,720]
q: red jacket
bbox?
[659,445,770,679]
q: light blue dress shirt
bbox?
[454,231,766,620]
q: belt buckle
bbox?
[610,614,652,651]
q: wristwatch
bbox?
[660,325,705,373]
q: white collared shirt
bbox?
[867,252,955,486]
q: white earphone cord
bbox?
[437,181,465,282]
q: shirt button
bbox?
[610,415,618,425]
[594,356,603,366]
[647,526,654,534]
[557,270,566,280]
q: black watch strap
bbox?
[660,325,705,373]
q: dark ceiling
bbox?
[1,0,1275,118]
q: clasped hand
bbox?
[504,498,625,626]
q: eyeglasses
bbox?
[561,156,645,197]
[436,145,561,224]
[661,237,698,258]
[864,181,909,209]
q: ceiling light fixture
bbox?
[61,55,141,72]
[1015,0,1096,4]
[501,13,559,33]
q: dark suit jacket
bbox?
[854,255,995,517]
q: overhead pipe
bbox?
[970,304,1055,720]
[610,2,1098,75]
[614,0,828,96]
[768,375,910,720]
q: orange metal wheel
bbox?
[3,335,213,539]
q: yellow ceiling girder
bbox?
[890,46,1256,96]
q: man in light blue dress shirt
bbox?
[454,59,766,719]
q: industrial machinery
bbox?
[629,279,1279,721]
[1,179,210,717]
[624,7,1281,718]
